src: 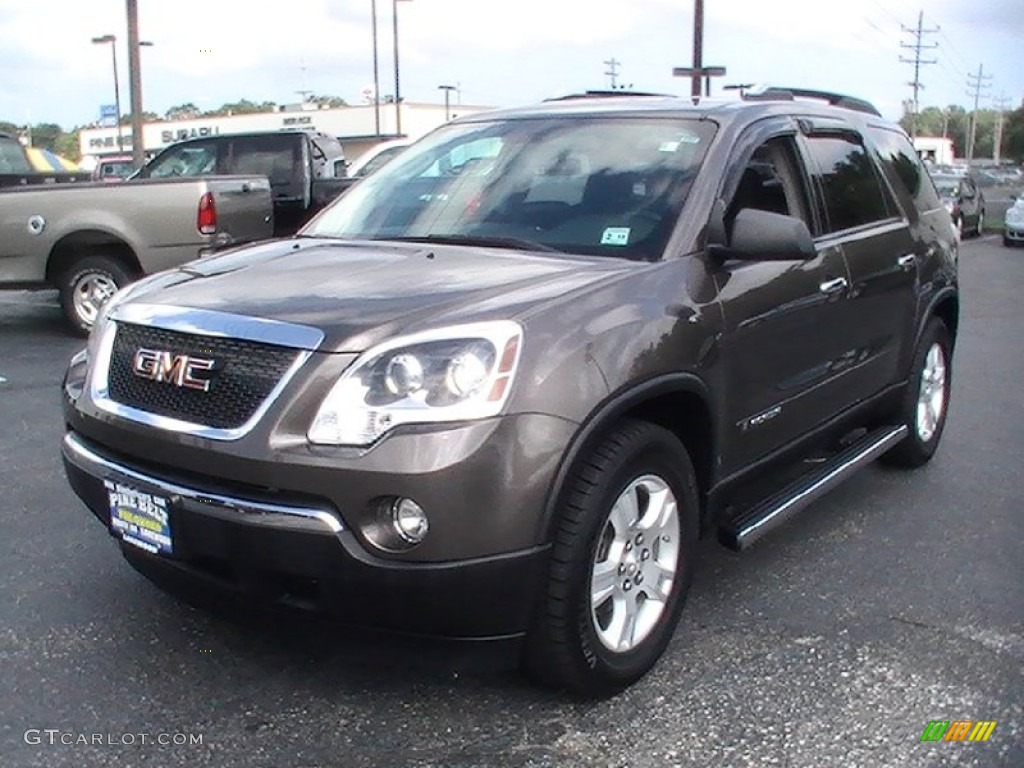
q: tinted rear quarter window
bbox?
[804,133,894,233]
[867,127,942,215]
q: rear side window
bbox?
[803,134,894,233]
[868,127,942,215]
[228,135,300,187]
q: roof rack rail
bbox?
[544,90,672,102]
[740,86,880,117]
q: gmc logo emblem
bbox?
[132,348,216,392]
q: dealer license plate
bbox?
[105,479,173,555]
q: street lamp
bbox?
[438,84,456,121]
[91,34,123,152]
[392,0,412,136]
[371,0,381,136]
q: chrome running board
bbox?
[719,424,908,551]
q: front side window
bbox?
[304,117,717,261]
[804,134,894,233]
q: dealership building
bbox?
[77,101,492,170]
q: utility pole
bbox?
[604,58,621,90]
[691,0,703,99]
[671,0,726,100]
[993,93,1011,164]
[900,11,938,142]
[965,63,992,164]
[126,0,145,169]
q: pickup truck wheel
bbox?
[59,256,131,335]
[524,420,698,695]
[880,318,952,468]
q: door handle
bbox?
[819,277,848,295]
[897,254,916,269]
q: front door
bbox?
[713,127,857,472]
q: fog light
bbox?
[391,497,429,544]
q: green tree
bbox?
[28,123,63,152]
[1004,104,1024,161]
[204,99,277,116]
[55,131,81,162]
[309,94,346,108]
[165,103,200,121]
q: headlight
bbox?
[308,321,523,446]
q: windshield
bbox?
[304,117,716,261]
[931,176,960,197]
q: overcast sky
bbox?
[0,0,1020,129]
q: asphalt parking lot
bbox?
[1,236,1022,768]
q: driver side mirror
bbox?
[709,206,816,262]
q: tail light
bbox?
[197,192,217,235]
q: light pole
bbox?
[438,84,455,121]
[91,34,123,152]
[371,0,381,136]
[392,0,411,136]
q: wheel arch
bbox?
[45,230,142,286]
[539,374,717,543]
[924,288,959,351]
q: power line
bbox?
[965,63,993,163]
[993,93,1012,163]
[937,28,970,71]
[900,11,939,140]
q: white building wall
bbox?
[78,102,495,163]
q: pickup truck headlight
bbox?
[308,321,523,446]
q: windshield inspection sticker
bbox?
[601,227,631,246]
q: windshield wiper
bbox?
[380,234,562,253]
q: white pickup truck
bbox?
[0,175,273,333]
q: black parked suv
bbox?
[61,88,959,694]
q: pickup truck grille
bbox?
[106,323,300,430]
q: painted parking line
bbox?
[0,376,7,384]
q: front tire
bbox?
[58,255,132,336]
[524,420,699,695]
[881,318,952,468]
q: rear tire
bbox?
[58,255,132,336]
[880,318,952,468]
[524,420,699,696]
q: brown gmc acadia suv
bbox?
[61,87,959,694]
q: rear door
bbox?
[797,121,918,398]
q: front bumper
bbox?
[1004,224,1024,243]
[62,431,549,639]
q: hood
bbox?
[128,238,635,352]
